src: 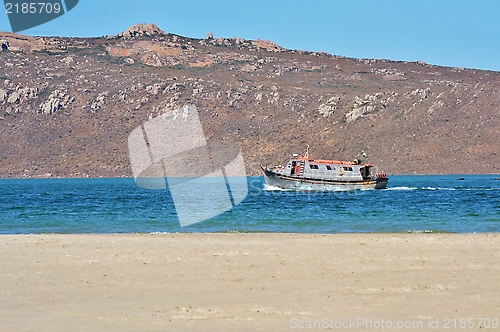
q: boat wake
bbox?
[387,186,498,191]
[263,184,291,191]
[387,186,448,191]
[265,184,499,192]
[263,183,375,192]
[386,186,417,191]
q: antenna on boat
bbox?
[304,144,310,160]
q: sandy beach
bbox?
[1,233,499,331]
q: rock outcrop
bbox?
[318,96,340,117]
[345,93,395,122]
[38,90,75,115]
[116,23,165,39]
[0,32,45,52]
[251,39,285,52]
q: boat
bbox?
[261,145,388,190]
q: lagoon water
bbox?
[1,175,499,234]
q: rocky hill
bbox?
[0,23,499,178]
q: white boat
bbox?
[261,146,388,190]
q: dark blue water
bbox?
[0,175,499,234]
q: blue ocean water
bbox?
[0,175,499,234]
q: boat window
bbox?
[326,165,332,170]
[344,167,353,171]
[309,164,319,169]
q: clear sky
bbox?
[1,0,499,71]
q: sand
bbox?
[1,233,499,331]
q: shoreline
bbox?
[1,233,499,331]
[0,230,498,235]
[1,173,500,180]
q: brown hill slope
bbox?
[0,24,499,177]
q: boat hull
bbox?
[262,167,388,190]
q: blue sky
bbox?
[1,0,499,71]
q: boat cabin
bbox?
[274,157,375,182]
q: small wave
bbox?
[263,184,291,191]
[456,187,500,191]
[419,187,454,191]
[386,186,417,191]
[387,186,459,191]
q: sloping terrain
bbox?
[0,24,499,177]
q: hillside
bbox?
[0,23,499,178]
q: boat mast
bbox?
[304,144,310,160]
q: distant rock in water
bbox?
[117,23,165,39]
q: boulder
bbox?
[124,57,135,65]
[7,91,20,104]
[60,56,74,65]
[1,40,9,50]
[146,84,160,95]
[0,89,7,102]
